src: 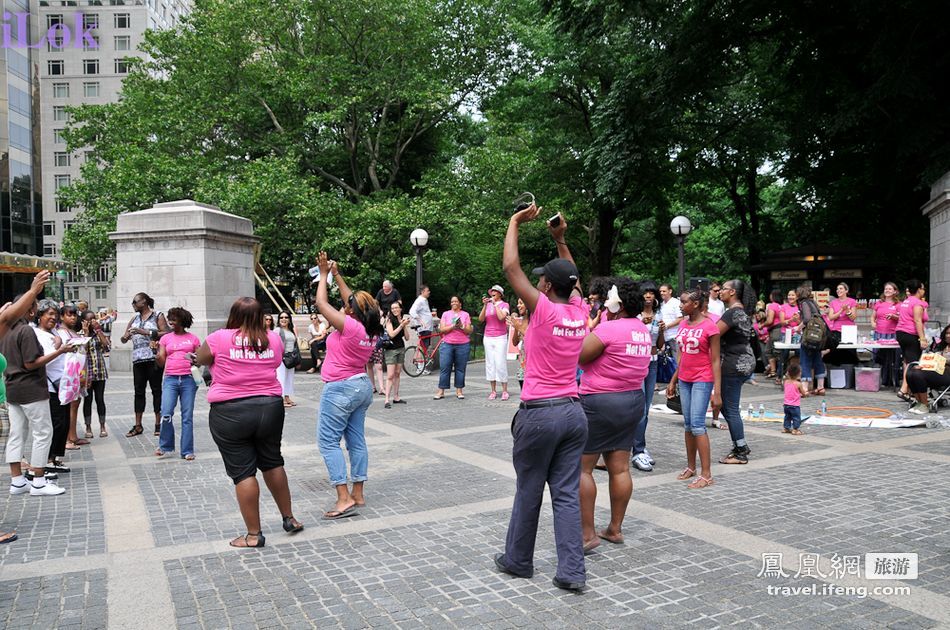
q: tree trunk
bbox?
[591,200,617,276]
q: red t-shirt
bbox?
[675,317,719,383]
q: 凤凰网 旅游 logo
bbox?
[2,12,97,49]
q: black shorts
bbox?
[209,395,285,484]
[896,331,923,364]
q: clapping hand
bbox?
[317,251,332,277]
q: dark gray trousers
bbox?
[503,400,588,582]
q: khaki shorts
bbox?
[384,346,407,366]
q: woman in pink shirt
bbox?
[896,279,929,401]
[196,297,302,548]
[666,288,721,489]
[825,282,857,334]
[577,278,651,551]
[871,282,901,387]
[314,252,384,520]
[763,289,784,379]
[434,297,473,400]
[155,307,201,460]
[479,285,510,400]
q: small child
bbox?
[783,363,808,435]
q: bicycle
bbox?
[403,327,443,377]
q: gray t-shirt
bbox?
[720,306,755,377]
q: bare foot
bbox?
[583,538,600,554]
[597,529,624,544]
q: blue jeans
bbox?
[438,342,470,390]
[800,347,826,381]
[158,375,197,457]
[783,404,802,430]
[318,375,373,486]
[680,380,713,436]
[719,374,747,446]
[633,360,658,455]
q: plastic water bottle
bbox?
[924,415,950,428]
[747,404,754,420]
[821,399,827,415]
[758,403,765,418]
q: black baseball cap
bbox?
[532,258,579,290]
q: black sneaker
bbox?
[25,471,58,481]
[45,461,71,473]
[552,576,586,592]
[493,553,533,579]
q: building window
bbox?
[94,264,111,283]
[83,82,100,97]
[54,152,71,167]
[53,82,69,98]
[114,58,130,74]
[54,129,66,144]
[47,14,64,29]
[114,13,130,28]
[48,60,65,76]
[54,174,71,190]
[83,59,99,74]
[83,34,99,51]
[44,244,57,257]
[53,106,69,122]
[43,222,56,237]
[56,199,71,213]
[95,287,108,300]
[67,288,80,301]
[64,220,77,231]
[114,35,130,51]
[84,13,99,29]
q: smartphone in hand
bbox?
[548,214,561,227]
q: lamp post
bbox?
[55,269,67,304]
[669,216,692,294]
[409,228,429,297]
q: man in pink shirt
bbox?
[495,202,588,592]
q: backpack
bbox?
[800,300,827,352]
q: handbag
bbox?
[656,346,677,383]
[282,341,302,369]
[666,392,682,414]
[376,332,394,350]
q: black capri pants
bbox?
[907,367,950,394]
[896,331,924,365]
[209,395,285,484]
[132,360,162,414]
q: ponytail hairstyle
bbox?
[612,277,644,318]
[725,279,757,315]
[904,278,924,295]
[769,289,783,304]
[348,291,385,337]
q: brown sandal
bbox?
[687,476,714,489]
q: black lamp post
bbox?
[669,216,692,294]
[409,228,429,296]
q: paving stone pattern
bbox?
[1,370,949,629]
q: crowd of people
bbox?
[0,205,942,594]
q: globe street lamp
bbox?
[409,228,429,296]
[669,216,692,294]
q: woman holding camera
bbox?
[383,302,410,408]
[121,292,168,437]
[434,297,472,400]
[81,310,110,438]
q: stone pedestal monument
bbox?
[109,200,259,372]
[924,172,950,324]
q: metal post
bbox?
[677,234,686,294]
[414,247,424,296]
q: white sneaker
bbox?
[9,482,29,495]
[907,403,928,415]
[631,453,654,471]
[30,482,66,496]
[643,449,655,466]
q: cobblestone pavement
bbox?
[1,366,949,629]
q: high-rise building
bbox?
[0,0,54,297]
[36,0,189,308]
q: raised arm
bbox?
[503,204,542,312]
[315,252,347,331]
[547,213,582,298]
[0,271,50,337]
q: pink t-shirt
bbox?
[482,300,510,337]
[706,312,721,323]
[753,321,769,342]
[675,317,719,383]
[321,316,377,382]
[766,302,782,330]
[521,293,587,401]
[780,303,799,332]
[784,380,801,406]
[827,297,857,332]
[160,332,201,376]
[579,317,651,394]
[440,310,472,345]
[873,300,900,335]
[897,296,927,335]
[206,329,282,403]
